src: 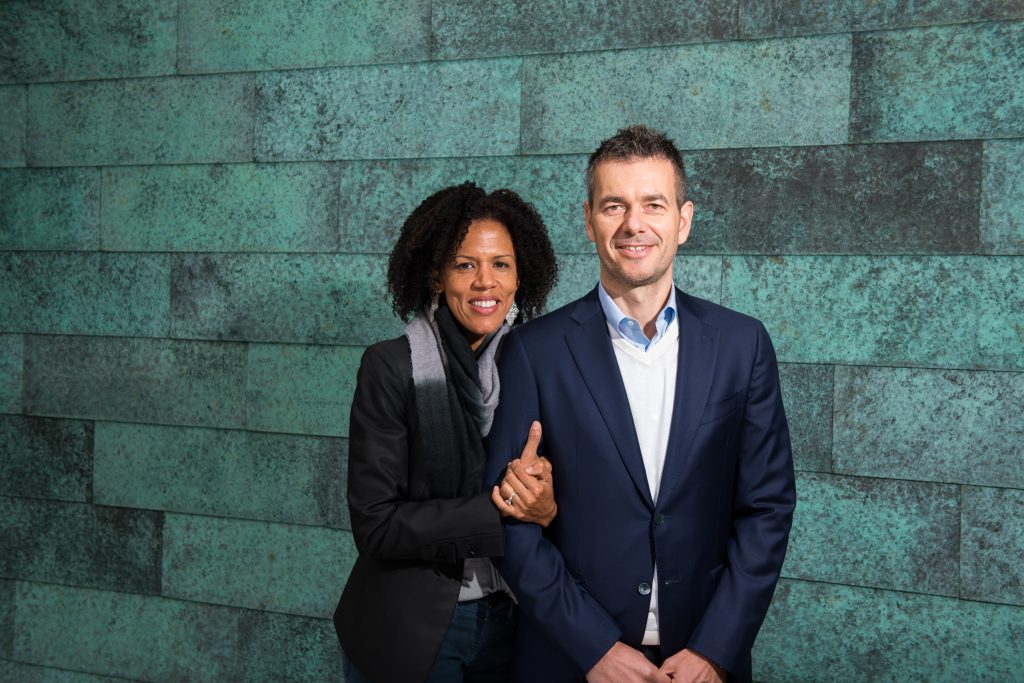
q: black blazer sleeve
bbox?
[347,338,504,564]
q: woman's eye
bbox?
[454,262,474,271]
[494,261,512,270]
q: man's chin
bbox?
[607,268,671,289]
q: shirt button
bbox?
[638,582,652,596]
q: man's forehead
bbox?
[592,157,678,195]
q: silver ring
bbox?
[503,491,518,506]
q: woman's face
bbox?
[438,218,519,350]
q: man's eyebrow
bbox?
[641,192,669,203]
[597,194,627,205]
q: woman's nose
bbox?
[474,266,496,288]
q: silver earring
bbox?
[428,292,439,321]
[505,301,519,326]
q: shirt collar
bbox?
[597,282,677,352]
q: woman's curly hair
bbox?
[387,182,558,322]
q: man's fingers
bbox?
[519,421,542,464]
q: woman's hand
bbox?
[491,421,557,526]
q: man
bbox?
[485,125,795,683]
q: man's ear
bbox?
[677,201,694,246]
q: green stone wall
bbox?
[1,2,1022,680]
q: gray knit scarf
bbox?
[405,304,509,498]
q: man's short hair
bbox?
[586,125,687,207]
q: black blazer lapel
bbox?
[658,289,720,504]
[565,289,654,509]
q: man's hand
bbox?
[491,421,557,526]
[659,648,726,682]
[586,642,671,683]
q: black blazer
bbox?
[334,336,505,683]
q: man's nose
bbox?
[623,206,645,232]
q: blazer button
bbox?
[638,582,652,596]
[654,513,665,525]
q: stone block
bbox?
[851,21,1024,142]
[0,579,12,658]
[777,363,832,472]
[256,59,520,161]
[961,486,1024,606]
[0,253,169,337]
[981,139,1024,254]
[784,473,960,596]
[12,582,240,681]
[754,579,1024,681]
[102,163,339,252]
[0,497,162,593]
[0,661,129,682]
[0,168,100,250]
[162,513,356,618]
[179,0,430,73]
[433,0,738,58]
[0,0,176,83]
[337,155,590,254]
[0,86,25,167]
[0,335,21,414]
[0,415,92,502]
[522,35,850,154]
[27,75,254,166]
[23,335,247,429]
[246,343,362,437]
[739,0,1024,38]
[94,422,348,528]
[170,254,400,345]
[687,142,982,254]
[238,611,342,682]
[721,256,1024,369]
[834,366,1024,488]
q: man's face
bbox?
[584,157,693,296]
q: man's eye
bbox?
[604,205,625,215]
[646,204,665,213]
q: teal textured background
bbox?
[1,1,1022,681]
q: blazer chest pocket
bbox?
[699,392,738,425]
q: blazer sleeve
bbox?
[485,330,623,674]
[347,341,504,564]
[686,321,796,674]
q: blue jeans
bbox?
[343,592,517,683]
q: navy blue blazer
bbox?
[484,287,796,683]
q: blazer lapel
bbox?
[658,289,719,504]
[566,289,654,509]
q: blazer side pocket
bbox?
[699,392,739,425]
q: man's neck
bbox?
[601,276,674,340]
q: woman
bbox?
[334,182,559,683]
